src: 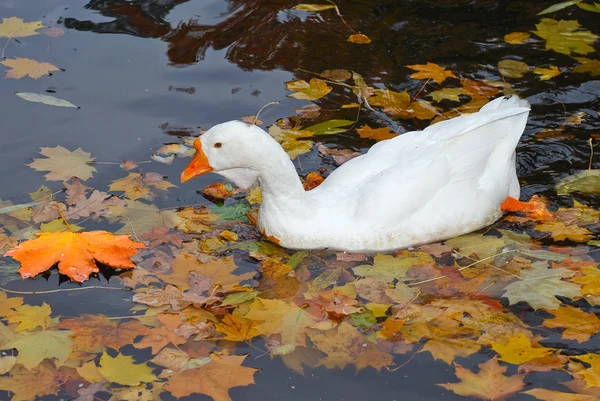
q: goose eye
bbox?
[214,142,222,149]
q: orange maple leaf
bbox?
[5,231,144,282]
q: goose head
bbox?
[180,120,281,189]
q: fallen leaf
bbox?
[504,32,531,44]
[536,220,593,242]
[353,251,434,282]
[406,62,456,84]
[368,89,438,119]
[502,263,581,310]
[172,253,256,292]
[109,172,176,201]
[532,18,598,55]
[533,65,561,80]
[98,352,156,386]
[498,59,530,78]
[0,355,16,374]
[303,171,324,190]
[286,78,332,100]
[0,291,23,318]
[201,182,232,200]
[538,0,582,14]
[108,200,185,235]
[348,33,371,44]
[4,330,74,369]
[572,266,600,294]
[5,230,144,282]
[577,1,600,11]
[215,314,259,341]
[28,146,95,181]
[269,125,313,159]
[165,354,257,401]
[356,124,398,141]
[525,388,598,401]
[438,357,524,400]
[0,361,76,401]
[427,88,464,102]
[573,57,600,76]
[0,17,43,38]
[15,92,78,108]
[543,305,600,342]
[565,111,586,125]
[134,313,186,354]
[1,57,60,79]
[556,170,600,195]
[577,354,600,388]
[490,333,552,364]
[292,4,336,11]
[321,69,351,81]
[5,302,51,331]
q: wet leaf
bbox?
[353,252,434,282]
[572,266,600,295]
[532,19,598,55]
[577,354,600,388]
[406,62,456,84]
[538,0,582,15]
[28,146,96,181]
[108,200,185,235]
[1,57,60,79]
[0,361,76,401]
[577,2,600,11]
[15,92,79,108]
[368,89,438,119]
[109,172,176,201]
[0,17,43,38]
[304,119,354,135]
[215,314,259,341]
[4,330,74,369]
[536,220,593,242]
[134,313,187,354]
[498,59,530,78]
[172,253,256,292]
[427,88,464,102]
[356,124,398,141]
[293,4,336,11]
[504,32,531,44]
[501,263,581,310]
[165,354,257,401]
[0,355,16,375]
[286,78,332,100]
[269,125,313,159]
[5,230,144,282]
[490,333,552,364]
[98,352,156,386]
[533,65,561,80]
[438,357,524,400]
[542,305,600,342]
[525,388,598,401]
[348,33,371,44]
[321,69,351,81]
[556,170,600,195]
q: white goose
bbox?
[181,96,531,252]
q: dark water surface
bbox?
[0,0,599,400]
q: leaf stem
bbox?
[0,284,128,295]
[55,203,73,232]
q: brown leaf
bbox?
[215,314,259,341]
[542,305,600,343]
[134,313,186,354]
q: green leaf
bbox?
[305,119,354,135]
[287,251,309,268]
[221,291,259,307]
[538,0,582,15]
[211,203,250,222]
[349,310,377,328]
[577,2,600,12]
[555,169,600,195]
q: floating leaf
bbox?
[427,88,464,102]
[556,169,600,195]
[573,57,600,76]
[368,89,437,120]
[356,124,398,141]
[504,32,531,44]
[4,330,73,369]
[5,303,51,332]
[28,146,95,181]
[538,0,582,15]
[5,231,144,282]
[286,78,332,100]
[490,333,552,364]
[293,4,336,11]
[269,125,313,159]
[1,58,60,79]
[15,92,78,108]
[532,19,598,55]
[577,2,600,11]
[348,33,371,44]
[98,352,156,386]
[542,305,600,342]
[0,361,76,401]
[215,314,259,341]
[304,119,354,135]
[0,17,43,38]
[406,62,456,84]
[533,65,560,80]
[498,59,530,78]
[525,388,598,401]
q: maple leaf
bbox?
[533,66,561,80]
[165,353,257,401]
[525,388,598,401]
[56,315,151,362]
[502,263,581,310]
[28,146,96,181]
[0,17,43,38]
[1,57,60,79]
[504,32,531,44]
[421,325,481,365]
[0,291,23,317]
[4,329,74,369]
[556,170,600,195]
[368,89,438,120]
[356,124,398,141]
[536,220,593,242]
[573,57,600,76]
[98,352,156,386]
[308,322,393,371]
[134,313,186,354]
[427,88,464,102]
[490,333,552,364]
[132,285,183,309]
[269,124,314,159]
[5,302,52,331]
[532,19,598,55]
[572,266,600,295]
[438,357,524,400]
[0,360,77,401]
[353,251,434,282]
[286,78,332,100]
[292,4,336,11]
[406,62,456,84]
[0,355,16,375]
[542,305,600,343]
[109,382,165,401]
[244,298,317,352]
[5,230,144,282]
[108,200,185,235]
[109,172,176,201]
[172,253,256,292]
[577,354,600,389]
[215,313,259,341]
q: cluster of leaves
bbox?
[0,2,599,401]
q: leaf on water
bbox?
[0,361,77,401]
[98,352,156,386]
[109,172,176,201]
[0,356,15,375]
[490,333,552,364]
[348,33,371,44]
[525,388,599,401]
[269,125,313,159]
[28,146,96,181]
[215,313,259,341]
[0,17,43,38]
[353,251,433,282]
[501,263,581,310]
[356,124,398,141]
[292,4,336,11]
[498,59,530,78]
[406,62,456,84]
[438,357,524,400]
[0,291,23,318]
[4,231,144,282]
[368,89,438,120]
[532,19,598,56]
[427,88,464,103]
[577,2,600,11]
[536,220,593,242]
[108,199,185,235]
[5,302,51,331]
[304,119,354,135]
[542,305,600,343]
[504,32,531,44]
[4,330,74,369]
[165,353,257,400]
[15,92,78,108]
[321,69,351,81]
[556,169,600,195]
[572,266,600,295]
[573,57,600,76]
[1,58,60,79]
[286,78,332,100]
[538,0,582,15]
[576,354,600,388]
[172,253,256,292]
[533,65,560,80]
[133,313,187,354]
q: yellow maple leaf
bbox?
[573,57,600,76]
[368,89,438,120]
[348,33,371,44]
[525,388,598,401]
[286,78,332,100]
[490,333,553,364]
[572,266,600,295]
[5,302,52,332]
[356,124,398,141]
[0,17,43,38]
[498,59,530,78]
[406,62,456,84]
[1,57,60,79]
[0,292,23,318]
[536,220,593,242]
[577,354,600,389]
[504,32,531,44]
[532,19,598,55]
[109,172,175,201]
[292,4,336,11]
[28,146,96,181]
[98,352,156,386]
[215,314,259,341]
[171,253,256,292]
[269,124,313,159]
[533,65,561,80]
[543,305,600,343]
[5,230,144,282]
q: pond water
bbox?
[0,0,599,400]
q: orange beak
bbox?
[180,138,213,182]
